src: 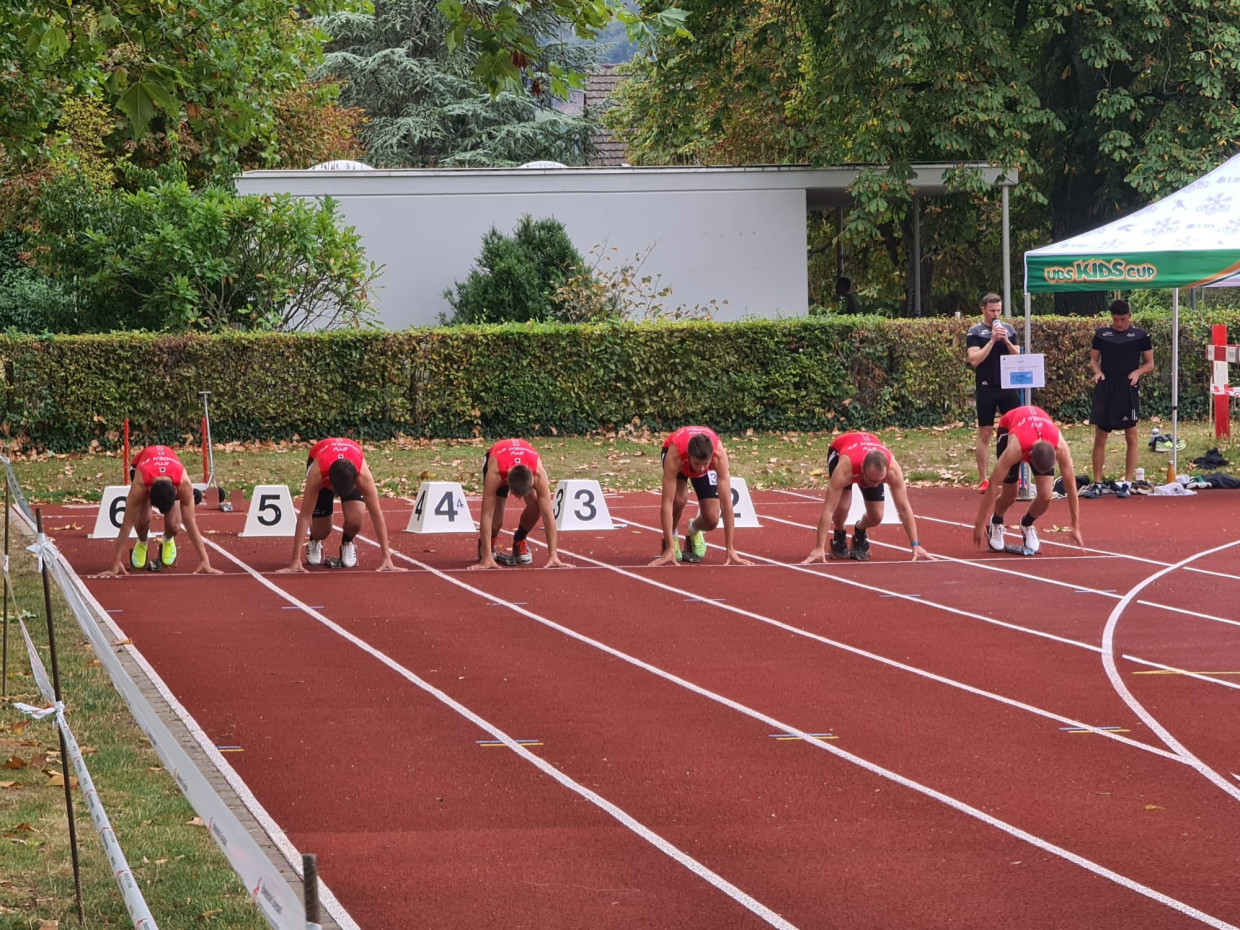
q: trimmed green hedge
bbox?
[2,312,1235,451]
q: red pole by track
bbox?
[122,419,130,484]
[1213,324,1231,440]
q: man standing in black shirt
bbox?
[1082,300,1155,499]
[966,293,1020,492]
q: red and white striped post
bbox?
[1212,324,1231,440]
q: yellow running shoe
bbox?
[687,528,707,559]
[130,539,148,569]
[160,536,177,566]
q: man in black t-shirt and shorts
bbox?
[1082,299,1155,499]
[966,293,1021,492]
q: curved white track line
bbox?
[1100,540,1240,806]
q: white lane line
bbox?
[1102,540,1240,808]
[341,535,1235,929]
[744,512,1240,682]
[773,489,1240,584]
[203,539,798,930]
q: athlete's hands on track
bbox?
[800,548,828,564]
[647,550,680,567]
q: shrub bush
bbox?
[0,311,1232,451]
[27,171,381,333]
[443,215,587,324]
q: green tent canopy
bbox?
[1022,150,1240,474]
[1025,153,1240,292]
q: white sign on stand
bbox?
[1001,353,1046,390]
[406,482,475,534]
[88,486,159,539]
[845,488,901,525]
[553,480,615,530]
[239,485,297,537]
[726,477,761,528]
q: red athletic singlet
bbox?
[131,445,186,487]
[663,426,720,478]
[310,438,365,491]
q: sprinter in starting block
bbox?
[975,405,1085,555]
[470,438,568,570]
[278,438,403,573]
[99,445,221,576]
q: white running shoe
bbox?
[340,541,358,568]
[1021,524,1040,554]
[306,538,323,566]
[987,521,1005,552]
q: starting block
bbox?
[553,479,615,530]
[239,485,297,537]
[90,486,161,539]
[406,482,475,534]
[1003,544,1035,557]
[844,487,901,526]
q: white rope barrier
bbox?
[13,613,158,929]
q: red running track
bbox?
[42,486,1240,929]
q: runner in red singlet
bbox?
[471,439,568,570]
[101,445,220,576]
[974,405,1084,554]
[649,426,751,566]
[802,432,931,563]
[278,438,402,572]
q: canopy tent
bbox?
[1022,150,1240,475]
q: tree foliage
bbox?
[437,0,689,98]
[317,0,603,167]
[608,0,1240,313]
[444,215,587,323]
[1,0,362,179]
[27,169,380,333]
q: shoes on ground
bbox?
[513,539,532,564]
[830,529,848,560]
[1150,435,1186,453]
[306,538,323,565]
[340,541,358,568]
[987,521,1005,552]
[131,538,148,569]
[1080,483,1104,499]
[849,526,870,561]
[687,528,707,559]
[1113,481,1130,499]
[1021,524,1040,554]
[160,537,177,566]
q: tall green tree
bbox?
[317,0,601,166]
[1,0,362,179]
[609,0,1240,313]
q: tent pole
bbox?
[1001,184,1012,320]
[912,194,921,316]
[1171,288,1180,476]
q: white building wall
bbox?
[236,167,810,329]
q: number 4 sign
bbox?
[239,485,298,537]
[405,482,476,534]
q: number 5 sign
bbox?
[240,485,298,537]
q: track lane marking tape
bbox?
[203,538,798,930]
[339,533,1234,929]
